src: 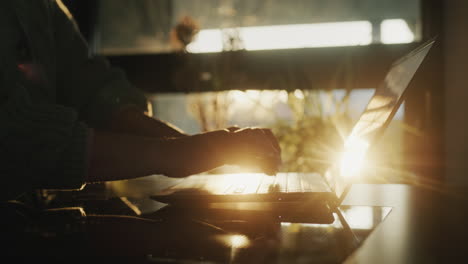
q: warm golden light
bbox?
[216,234,250,248]
[381,19,415,44]
[342,206,373,229]
[187,21,372,53]
[230,235,250,248]
[228,90,255,109]
[339,136,369,178]
[186,19,417,53]
[174,173,265,195]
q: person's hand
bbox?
[223,127,282,175]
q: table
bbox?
[103,176,468,263]
[9,176,468,263]
[342,184,468,264]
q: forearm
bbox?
[107,105,187,138]
[87,130,228,182]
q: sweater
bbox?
[0,0,147,201]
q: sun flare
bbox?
[339,136,369,178]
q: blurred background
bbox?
[61,0,463,189]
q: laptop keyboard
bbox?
[225,173,323,195]
[166,172,330,195]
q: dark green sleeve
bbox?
[0,1,93,200]
[0,77,89,200]
[51,1,148,128]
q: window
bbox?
[94,0,421,55]
[150,89,411,183]
[94,0,425,184]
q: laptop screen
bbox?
[326,40,434,201]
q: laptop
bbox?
[150,39,435,214]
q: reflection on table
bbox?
[140,203,391,264]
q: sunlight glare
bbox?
[216,234,250,249]
[294,89,304,99]
[230,235,250,248]
[228,90,252,109]
[279,90,289,103]
[187,21,372,53]
[342,206,373,229]
[381,19,415,44]
[200,173,265,194]
[187,29,223,53]
[339,136,369,178]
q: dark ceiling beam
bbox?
[108,43,418,94]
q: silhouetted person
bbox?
[1,0,281,259]
[1,0,280,202]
